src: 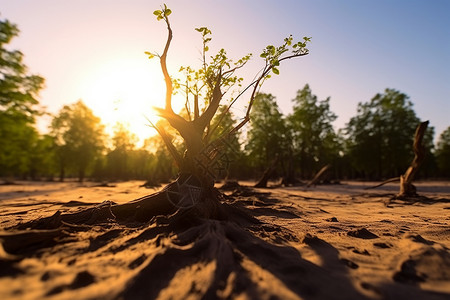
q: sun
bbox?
[78,56,167,146]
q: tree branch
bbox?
[161,17,174,114]
[195,70,223,131]
[194,94,200,120]
[225,52,308,139]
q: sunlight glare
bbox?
[79,57,165,145]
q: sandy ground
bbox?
[0,180,449,299]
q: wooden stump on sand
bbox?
[397,121,429,198]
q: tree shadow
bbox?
[119,219,368,299]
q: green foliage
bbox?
[344,88,434,179]
[50,100,105,182]
[259,35,311,76]
[27,134,57,180]
[0,19,44,120]
[0,113,39,177]
[153,4,172,21]
[245,93,290,173]
[0,17,45,178]
[436,126,450,176]
[288,84,339,178]
[172,26,251,122]
[90,120,178,184]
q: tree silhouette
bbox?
[50,100,105,182]
[106,123,138,180]
[344,88,433,180]
[288,84,338,179]
[245,93,290,184]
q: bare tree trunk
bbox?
[307,164,331,187]
[59,164,65,182]
[398,121,429,198]
[254,155,279,188]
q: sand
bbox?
[0,180,449,299]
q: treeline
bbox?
[1,18,450,183]
[243,87,449,182]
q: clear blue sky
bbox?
[1,0,449,143]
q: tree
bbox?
[245,93,290,180]
[288,84,339,179]
[28,134,58,180]
[50,100,105,182]
[0,18,45,178]
[138,5,310,218]
[106,123,138,180]
[344,88,433,180]
[23,4,309,223]
[436,126,450,177]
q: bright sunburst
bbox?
[78,57,165,145]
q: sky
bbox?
[1,0,449,144]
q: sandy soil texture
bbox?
[0,180,449,299]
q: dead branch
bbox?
[307,164,331,187]
[398,121,429,197]
[364,177,399,190]
[254,155,280,188]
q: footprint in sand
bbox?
[347,228,379,239]
[393,247,450,285]
[373,242,392,249]
[406,234,435,245]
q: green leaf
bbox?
[204,46,209,52]
[165,9,172,16]
[272,67,279,75]
[153,10,162,16]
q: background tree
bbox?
[139,118,182,185]
[288,84,339,179]
[344,88,434,180]
[50,100,105,182]
[435,126,450,177]
[28,134,57,180]
[106,123,138,181]
[245,93,290,180]
[208,105,243,179]
[142,133,177,184]
[0,18,45,179]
